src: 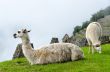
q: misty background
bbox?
[0,0,110,62]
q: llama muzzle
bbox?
[13,34,17,38]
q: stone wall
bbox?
[98,15,110,36]
[62,15,110,47]
[50,37,59,44]
[13,43,34,59]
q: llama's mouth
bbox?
[13,34,17,38]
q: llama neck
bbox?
[21,35,35,64]
[21,35,32,49]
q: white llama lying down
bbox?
[13,29,84,65]
[86,22,102,54]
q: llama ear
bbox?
[24,29,27,31]
[28,30,31,32]
[23,29,27,33]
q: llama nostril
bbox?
[13,34,17,38]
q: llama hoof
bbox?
[99,51,102,54]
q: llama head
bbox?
[13,29,31,38]
[93,41,101,53]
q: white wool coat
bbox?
[86,22,102,45]
[22,43,84,65]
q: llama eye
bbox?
[95,45,100,47]
[18,31,21,33]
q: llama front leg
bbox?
[99,48,102,54]
[88,45,91,54]
[36,55,47,64]
[28,60,34,65]
[92,46,94,54]
[31,63,34,65]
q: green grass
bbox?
[0,44,110,72]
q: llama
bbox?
[13,29,84,65]
[86,22,102,54]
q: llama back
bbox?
[36,43,71,64]
[86,22,102,43]
[34,43,84,64]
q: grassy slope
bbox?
[0,44,110,72]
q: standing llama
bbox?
[13,29,84,65]
[86,22,102,54]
